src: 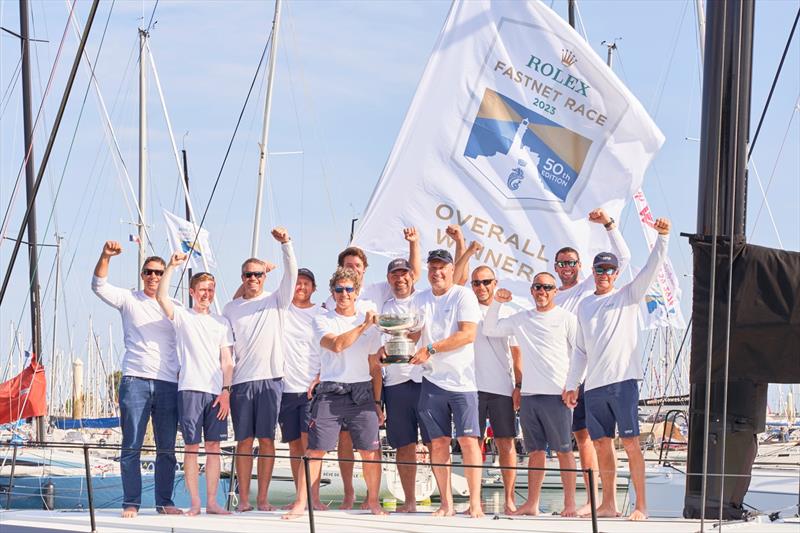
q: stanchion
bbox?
[225,450,237,511]
[303,456,315,533]
[82,444,97,533]
[587,467,598,533]
[4,443,18,509]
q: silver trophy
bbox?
[377,312,423,364]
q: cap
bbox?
[592,252,619,269]
[427,249,454,264]
[386,258,411,274]
[297,267,316,286]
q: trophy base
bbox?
[383,353,413,364]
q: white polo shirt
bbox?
[172,307,234,394]
[313,309,382,384]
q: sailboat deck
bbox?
[1,508,799,533]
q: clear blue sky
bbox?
[1,1,797,403]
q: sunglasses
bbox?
[141,268,164,277]
[555,260,579,268]
[594,267,617,275]
[333,286,356,294]
[470,279,495,287]
[243,271,265,279]
[532,283,556,292]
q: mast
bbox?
[251,0,282,257]
[182,148,193,308]
[18,0,45,442]
[567,0,576,29]
[138,28,149,288]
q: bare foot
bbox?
[512,502,540,516]
[340,494,355,510]
[364,502,389,516]
[432,506,455,517]
[257,502,277,511]
[236,504,254,512]
[312,500,330,511]
[157,506,184,515]
[595,504,621,518]
[628,508,648,521]
[282,502,306,520]
[207,503,232,515]
[465,503,485,518]
[503,501,517,515]
[576,502,594,517]
[360,500,370,510]
[186,506,202,516]
[396,503,417,513]
[121,507,138,518]
[560,506,578,518]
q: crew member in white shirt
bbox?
[564,217,672,521]
[278,267,326,510]
[283,267,385,520]
[410,249,483,518]
[484,275,578,517]
[222,227,296,512]
[325,227,421,509]
[92,242,182,518]
[156,255,234,516]
[375,258,429,513]
[553,207,630,515]
[469,266,521,515]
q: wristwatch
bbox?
[426,343,437,356]
[604,217,615,230]
[222,385,232,393]
[515,382,522,389]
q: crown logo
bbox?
[561,49,577,67]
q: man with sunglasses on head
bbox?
[157,254,234,516]
[92,241,182,519]
[222,227,297,512]
[468,266,521,515]
[564,217,672,522]
[410,249,483,518]
[553,207,630,516]
[283,267,385,519]
[483,274,578,517]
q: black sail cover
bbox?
[690,239,800,385]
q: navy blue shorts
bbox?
[584,379,640,440]
[477,391,516,439]
[384,380,430,448]
[308,382,380,452]
[230,378,283,441]
[279,392,311,443]
[178,390,228,445]
[572,383,587,432]
[519,394,573,453]
[418,378,480,440]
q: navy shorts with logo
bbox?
[279,392,311,443]
[477,391,517,439]
[384,379,430,448]
[572,383,587,432]
[230,378,283,441]
[308,381,380,452]
[418,378,480,440]
[584,379,640,440]
[519,394,572,453]
[178,390,228,445]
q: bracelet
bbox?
[374,400,381,405]
[514,382,522,389]
[603,217,615,230]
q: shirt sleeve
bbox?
[621,234,670,304]
[607,226,632,276]
[220,317,235,348]
[456,288,481,324]
[171,305,186,327]
[91,276,129,310]
[481,301,516,338]
[312,314,329,348]
[275,241,299,309]
[565,313,587,390]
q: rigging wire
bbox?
[144,0,159,33]
[0,56,22,117]
[747,6,799,162]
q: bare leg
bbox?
[395,443,418,512]
[235,438,254,512]
[205,441,231,515]
[338,431,356,509]
[556,451,577,517]
[495,437,517,514]
[287,435,327,510]
[513,451,544,516]
[621,436,647,520]
[593,437,620,517]
[458,436,484,518]
[282,449,325,520]
[256,438,277,511]
[429,436,454,517]
[574,428,599,516]
[184,443,202,516]
[360,449,388,516]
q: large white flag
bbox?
[162,209,217,271]
[353,0,664,285]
